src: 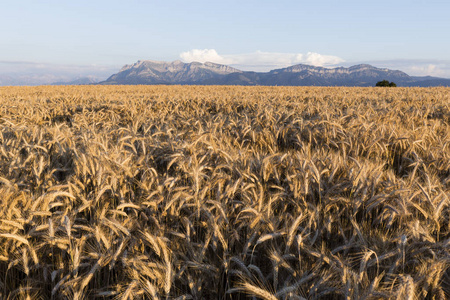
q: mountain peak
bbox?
[106,60,242,85]
[350,64,375,69]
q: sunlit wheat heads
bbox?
[0,85,448,299]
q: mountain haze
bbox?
[52,76,101,86]
[102,60,450,87]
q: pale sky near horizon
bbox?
[1,0,450,81]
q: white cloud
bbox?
[179,49,344,71]
[304,52,344,66]
[179,49,233,65]
[356,59,450,78]
[405,64,444,77]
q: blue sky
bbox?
[1,0,450,84]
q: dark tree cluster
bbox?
[376,80,397,87]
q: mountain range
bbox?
[101,60,450,87]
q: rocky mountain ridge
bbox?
[102,60,450,87]
[106,60,242,85]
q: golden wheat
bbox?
[0,85,448,299]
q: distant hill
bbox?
[101,60,450,87]
[0,74,64,86]
[52,76,100,85]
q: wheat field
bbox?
[0,85,449,299]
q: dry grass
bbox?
[0,85,449,299]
